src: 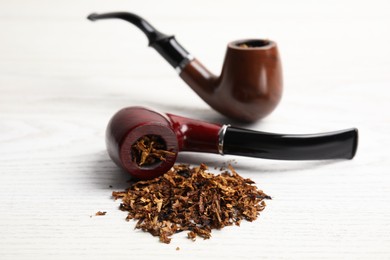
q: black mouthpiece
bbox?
[223,127,358,160]
[87,12,191,69]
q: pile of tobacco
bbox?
[112,164,271,244]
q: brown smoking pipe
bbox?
[106,107,358,180]
[88,12,282,122]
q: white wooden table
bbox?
[1,0,389,259]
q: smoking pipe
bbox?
[88,12,283,123]
[106,106,358,180]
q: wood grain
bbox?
[1,0,390,259]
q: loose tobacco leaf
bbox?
[95,211,106,216]
[131,135,175,166]
[112,164,271,244]
[238,43,249,48]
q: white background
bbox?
[1,0,389,259]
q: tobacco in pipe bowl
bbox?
[106,107,358,180]
[88,12,283,123]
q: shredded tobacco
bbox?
[112,164,271,244]
[238,43,249,48]
[95,211,106,216]
[131,135,176,166]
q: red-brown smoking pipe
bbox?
[106,107,358,180]
[88,12,282,123]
